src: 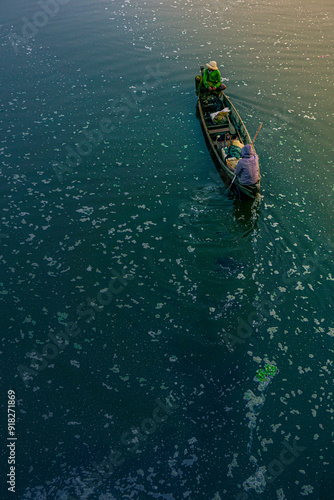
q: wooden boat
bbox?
[196,78,260,199]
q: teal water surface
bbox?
[1,0,334,499]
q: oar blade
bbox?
[224,175,236,196]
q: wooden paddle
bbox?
[224,174,237,195]
[227,115,236,135]
[251,122,263,145]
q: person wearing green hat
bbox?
[196,61,226,94]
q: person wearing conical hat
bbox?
[195,60,226,95]
[202,60,226,93]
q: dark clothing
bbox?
[234,144,260,185]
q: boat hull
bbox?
[197,92,260,199]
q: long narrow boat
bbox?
[196,79,260,199]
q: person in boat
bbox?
[196,61,226,94]
[234,144,260,189]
